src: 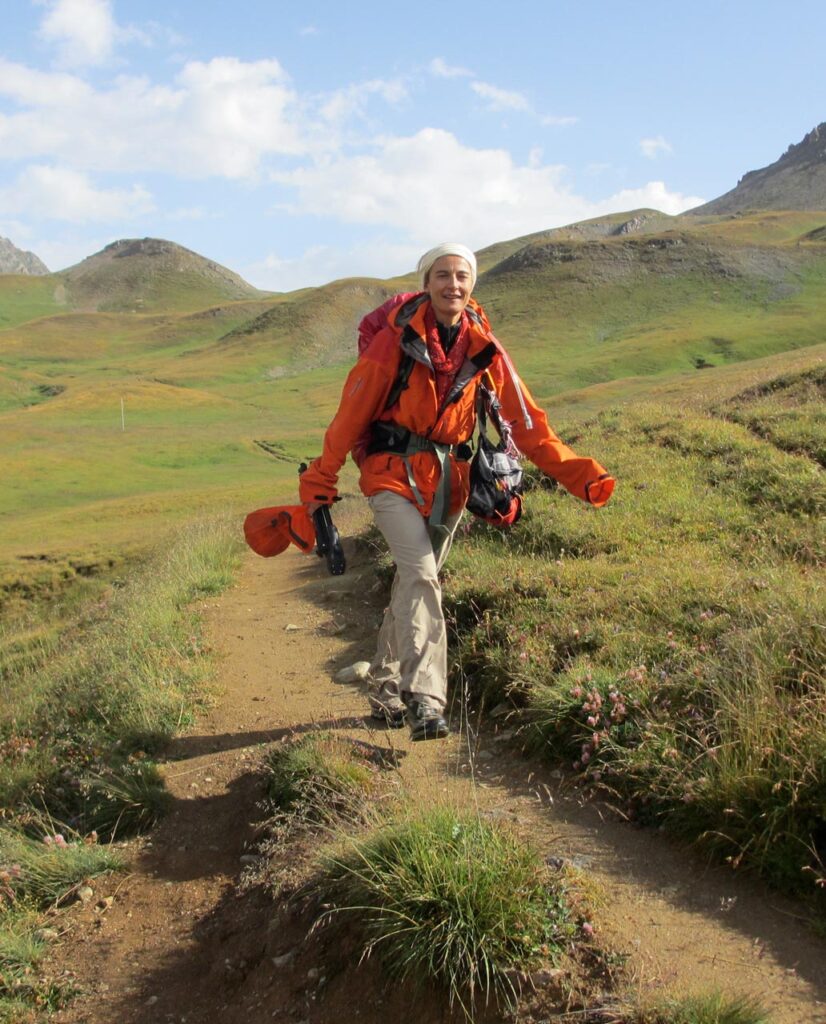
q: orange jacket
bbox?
[299,294,614,515]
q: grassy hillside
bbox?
[1,210,825,606]
[58,237,267,313]
[475,208,677,270]
[0,274,68,330]
[474,214,826,402]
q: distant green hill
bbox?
[473,210,826,403]
[475,208,676,270]
[57,237,267,313]
[214,277,403,373]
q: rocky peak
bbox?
[0,237,49,275]
[688,122,826,215]
[104,238,184,259]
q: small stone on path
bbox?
[335,661,371,683]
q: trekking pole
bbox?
[298,463,346,576]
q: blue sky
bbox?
[1,0,824,291]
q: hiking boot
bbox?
[368,690,407,728]
[405,694,449,742]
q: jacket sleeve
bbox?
[494,357,615,507]
[298,354,396,505]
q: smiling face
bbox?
[425,255,473,325]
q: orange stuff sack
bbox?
[243,505,315,558]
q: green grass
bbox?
[632,990,771,1024]
[0,276,65,332]
[0,833,120,1019]
[0,515,243,837]
[262,731,384,825]
[312,805,576,1017]
[0,830,121,908]
[443,364,825,906]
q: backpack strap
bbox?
[383,350,416,411]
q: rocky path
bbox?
[49,528,826,1023]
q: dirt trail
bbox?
[50,523,826,1024]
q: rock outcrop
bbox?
[0,237,49,275]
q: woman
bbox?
[299,243,614,741]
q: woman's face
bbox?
[425,255,473,325]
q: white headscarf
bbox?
[416,243,477,290]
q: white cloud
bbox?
[37,0,118,67]
[0,58,91,106]
[319,78,408,126]
[0,219,36,244]
[470,79,576,125]
[541,114,579,127]
[640,135,673,159]
[0,57,303,179]
[299,25,319,36]
[272,129,704,253]
[0,164,154,223]
[429,58,473,79]
[275,128,571,245]
[593,180,704,216]
[470,80,530,112]
[29,234,110,271]
[245,238,418,292]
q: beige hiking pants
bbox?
[367,490,464,709]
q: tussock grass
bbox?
[263,730,386,826]
[0,830,121,909]
[631,990,770,1024]
[252,731,398,898]
[444,367,826,906]
[312,806,575,1017]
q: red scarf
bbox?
[423,304,471,407]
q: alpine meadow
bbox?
[1,125,825,1023]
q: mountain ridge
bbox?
[688,123,826,215]
[0,236,49,275]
